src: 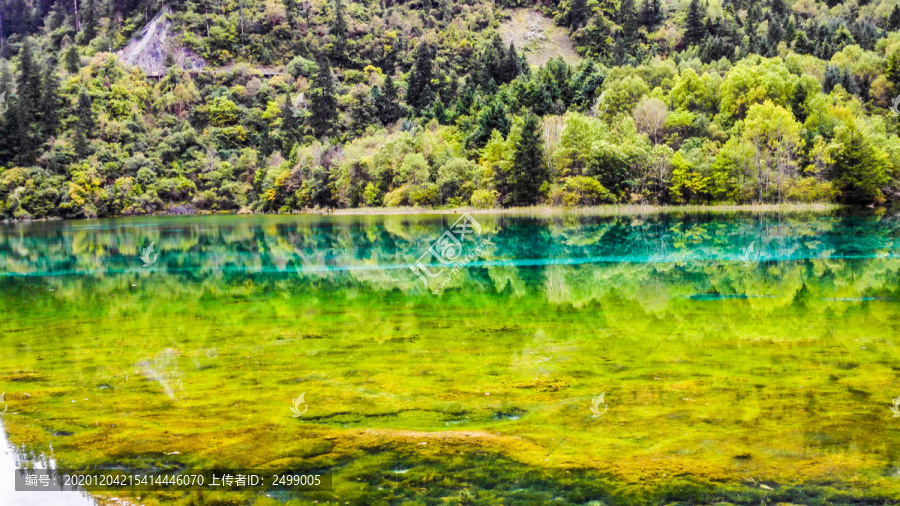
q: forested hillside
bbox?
[2,0,900,218]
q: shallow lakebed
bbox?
[1,209,899,504]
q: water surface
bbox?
[1,209,899,504]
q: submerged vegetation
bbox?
[2,210,900,504]
[3,1,900,219]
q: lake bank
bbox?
[0,203,852,224]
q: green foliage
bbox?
[2,0,900,219]
[499,113,548,206]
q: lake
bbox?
[1,209,899,505]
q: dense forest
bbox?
[2,0,900,219]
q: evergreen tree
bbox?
[639,0,663,28]
[833,122,889,204]
[39,64,61,139]
[890,5,900,32]
[793,30,814,55]
[500,43,522,84]
[766,13,784,53]
[284,0,298,26]
[329,0,348,64]
[377,73,401,125]
[561,0,590,30]
[823,64,841,93]
[73,87,94,158]
[467,98,510,149]
[83,0,96,42]
[0,60,14,164]
[308,55,339,139]
[406,42,434,112]
[14,38,42,165]
[64,45,80,74]
[618,0,638,36]
[771,0,787,17]
[500,113,547,206]
[684,0,707,46]
[887,49,900,89]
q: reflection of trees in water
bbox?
[1,213,899,316]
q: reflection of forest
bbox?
[1,212,899,316]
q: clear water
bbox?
[1,209,899,504]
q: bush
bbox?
[785,177,838,203]
[470,189,499,208]
[554,176,614,206]
[286,56,317,79]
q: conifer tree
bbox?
[890,5,900,32]
[308,55,339,139]
[684,0,707,46]
[378,73,401,125]
[639,0,663,28]
[83,0,96,42]
[64,45,80,74]
[833,122,889,204]
[73,87,94,158]
[501,113,547,206]
[467,97,509,149]
[329,0,348,64]
[14,38,42,165]
[39,65,61,139]
[406,42,434,112]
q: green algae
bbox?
[1,210,900,504]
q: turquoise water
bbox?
[1,209,899,504]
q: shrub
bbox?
[470,189,499,208]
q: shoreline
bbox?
[0,203,853,224]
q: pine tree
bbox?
[766,14,784,53]
[284,0,298,26]
[771,0,787,17]
[83,0,96,42]
[833,122,889,204]
[329,0,348,64]
[793,30,814,55]
[499,43,522,84]
[65,45,81,74]
[562,0,590,30]
[467,98,510,149]
[890,5,900,32]
[887,50,900,89]
[377,73,401,125]
[501,113,547,206]
[618,0,638,37]
[684,0,707,46]
[823,64,841,93]
[640,0,663,28]
[308,55,339,139]
[73,87,94,158]
[39,65,61,139]
[14,38,42,165]
[0,61,14,165]
[406,42,434,112]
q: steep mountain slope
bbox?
[116,7,206,76]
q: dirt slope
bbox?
[116,6,206,76]
[500,8,582,67]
